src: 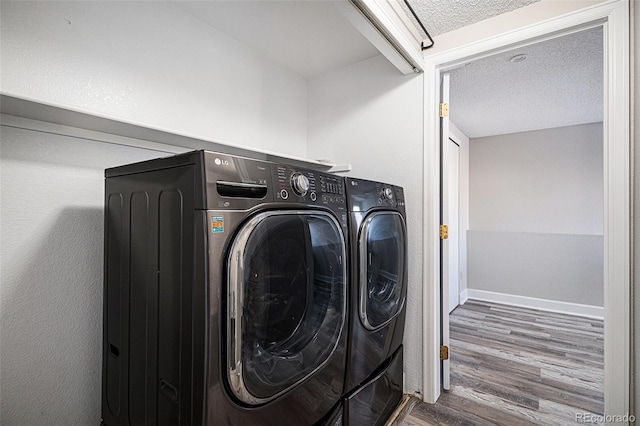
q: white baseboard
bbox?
[463,289,604,319]
[459,289,469,305]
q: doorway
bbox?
[422,1,630,418]
[441,25,605,412]
[442,27,604,416]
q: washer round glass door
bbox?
[359,211,407,330]
[227,210,346,405]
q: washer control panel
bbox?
[290,172,310,196]
[318,174,345,206]
[275,165,317,202]
[273,165,346,211]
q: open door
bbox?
[439,73,451,391]
[448,140,460,314]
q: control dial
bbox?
[382,187,394,201]
[291,172,310,196]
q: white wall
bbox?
[307,55,424,395]
[0,1,308,157]
[1,53,426,420]
[0,127,165,425]
[1,0,429,417]
[467,123,604,308]
[0,2,316,423]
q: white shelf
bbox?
[0,94,352,173]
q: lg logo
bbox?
[214,158,229,166]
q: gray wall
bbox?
[0,127,164,425]
[468,231,603,305]
[470,123,603,235]
[468,123,604,307]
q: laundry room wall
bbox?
[0,2,316,424]
[0,1,308,157]
[307,55,424,395]
[466,123,604,311]
[0,128,167,425]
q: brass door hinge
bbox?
[440,345,449,360]
[439,103,449,118]
[440,224,448,240]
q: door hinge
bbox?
[439,103,449,118]
[440,345,449,360]
[440,224,448,240]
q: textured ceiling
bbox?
[401,0,541,37]
[172,1,546,79]
[448,26,603,138]
[171,1,380,79]
[165,1,601,139]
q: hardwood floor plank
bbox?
[400,414,436,426]
[452,362,603,414]
[401,301,604,425]
[450,367,540,410]
[410,393,503,426]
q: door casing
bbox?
[421,1,631,420]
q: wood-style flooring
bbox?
[401,300,604,426]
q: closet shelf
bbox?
[0,93,351,174]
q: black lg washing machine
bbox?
[342,177,408,426]
[102,150,348,425]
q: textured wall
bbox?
[467,123,604,307]
[470,123,604,235]
[307,55,424,395]
[0,6,314,418]
[467,231,604,306]
[0,1,308,157]
[0,127,164,425]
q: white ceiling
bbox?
[448,26,603,138]
[171,0,380,79]
[402,0,541,37]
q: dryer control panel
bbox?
[344,177,405,214]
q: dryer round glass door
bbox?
[359,211,407,330]
[226,210,346,405]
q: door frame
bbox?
[439,72,452,391]
[421,0,631,420]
